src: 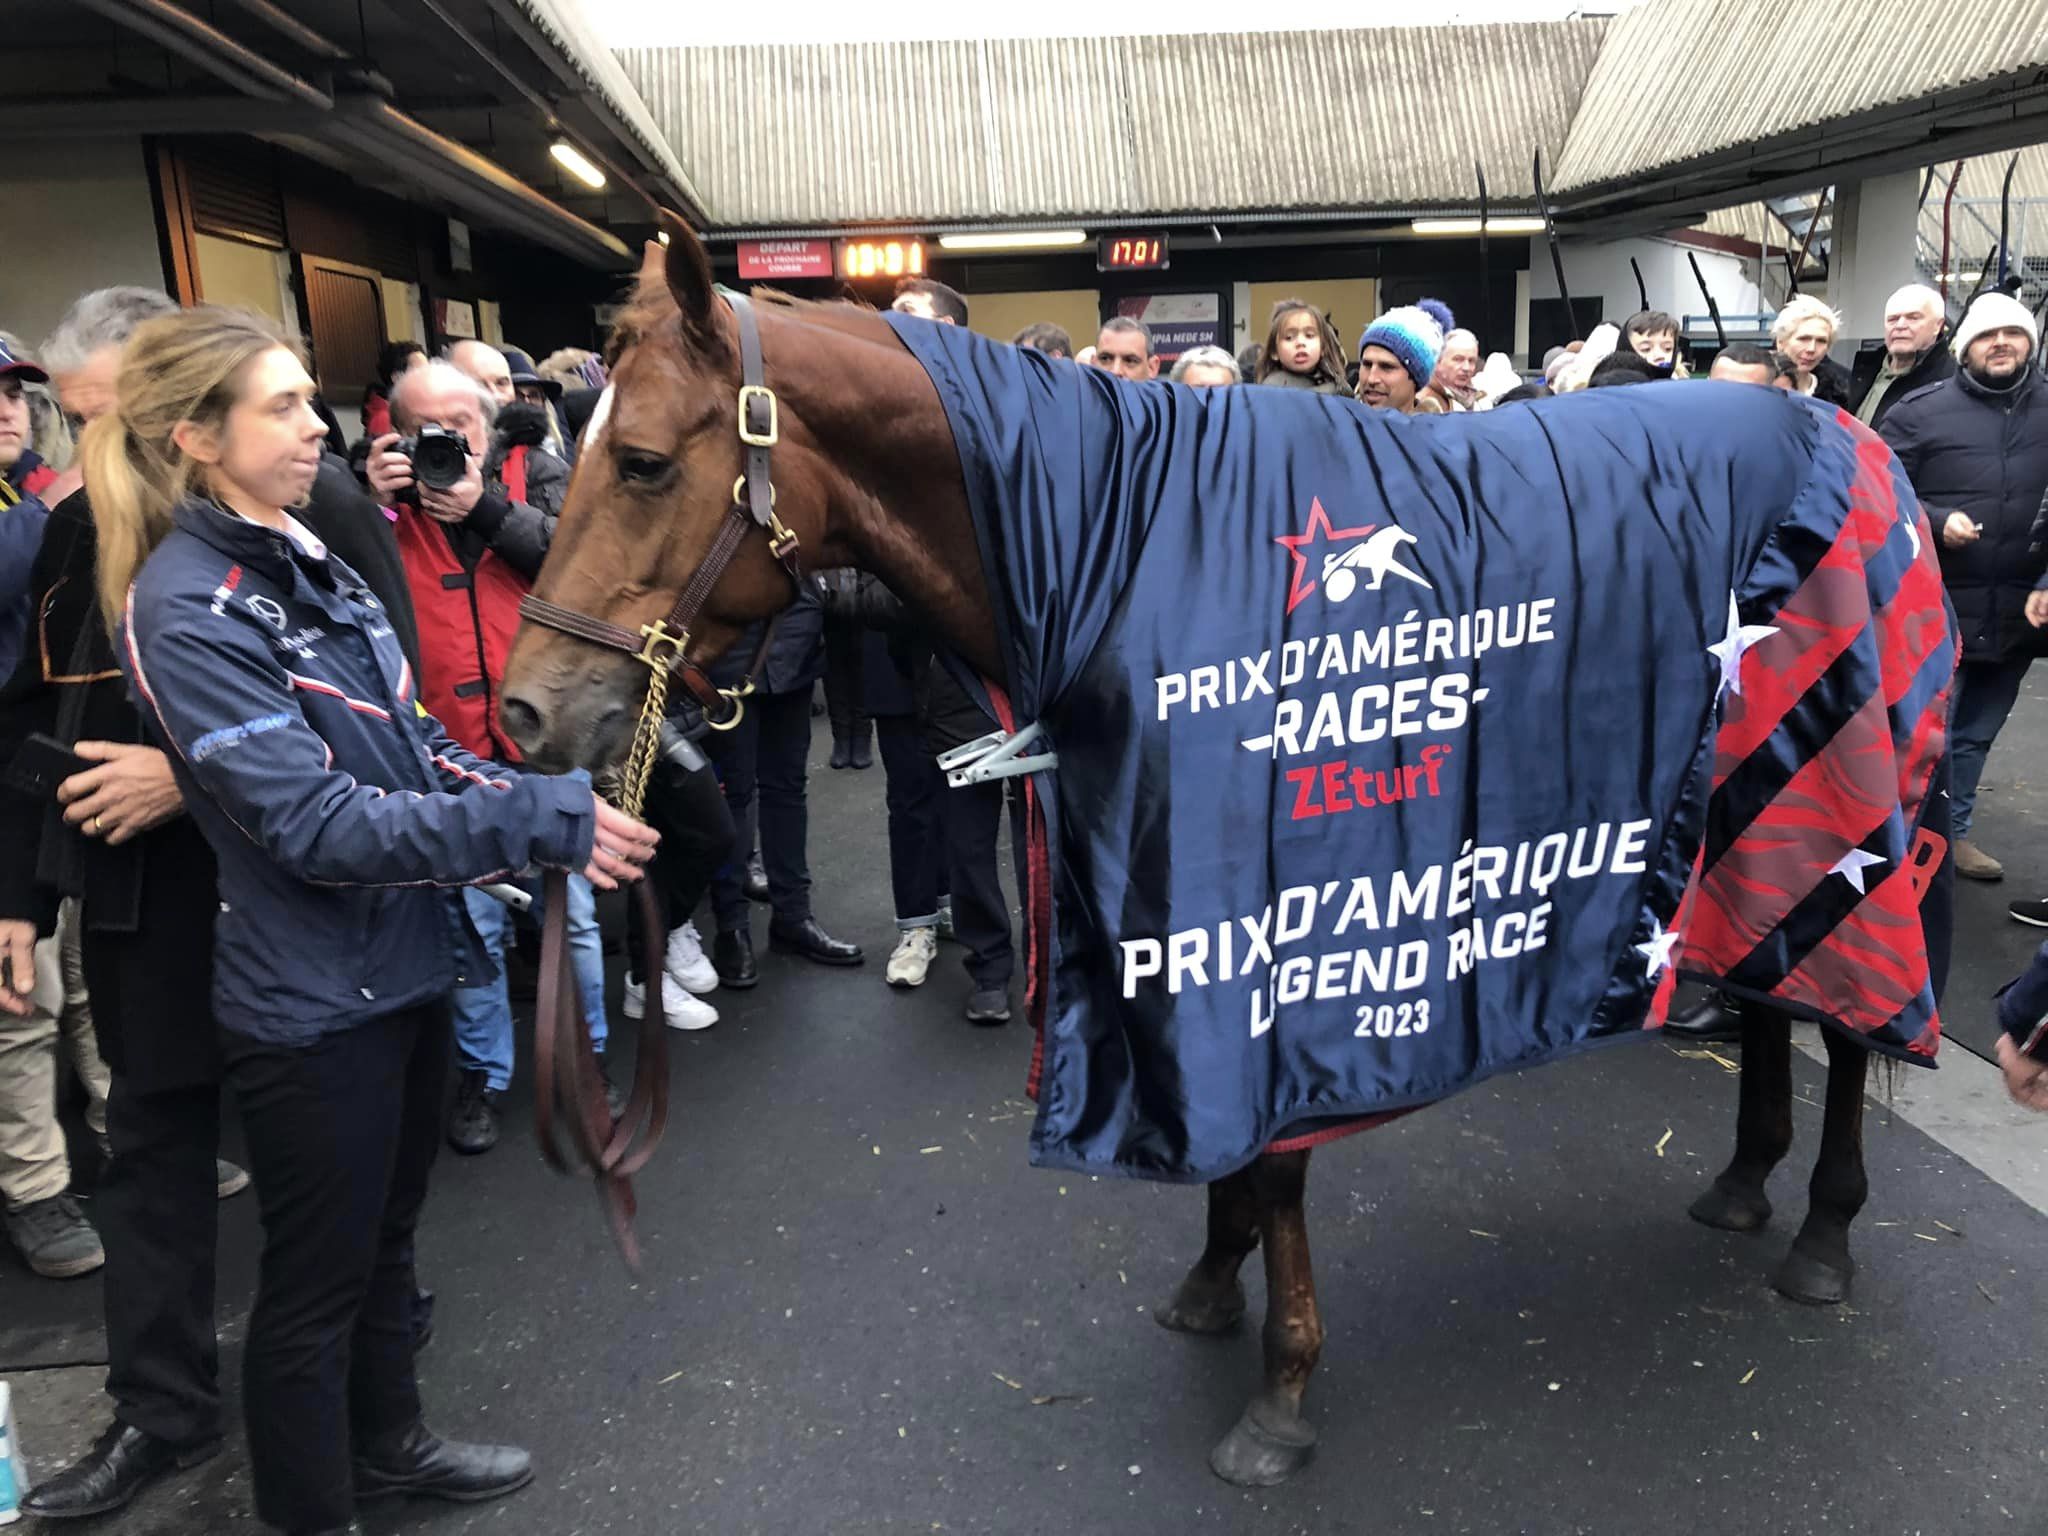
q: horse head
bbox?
[502,215,864,771]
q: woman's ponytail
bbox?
[80,407,172,635]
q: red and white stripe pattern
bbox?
[286,670,392,722]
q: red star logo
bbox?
[1274,497,1374,614]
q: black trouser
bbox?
[627,750,736,981]
[98,1077,222,1448]
[943,779,1013,989]
[822,617,867,742]
[876,713,946,923]
[707,687,814,932]
[224,1003,449,1534]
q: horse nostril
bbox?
[500,693,543,748]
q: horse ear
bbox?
[656,209,718,341]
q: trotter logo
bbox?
[1274,498,1431,614]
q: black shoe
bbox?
[1664,991,1742,1043]
[829,732,853,770]
[353,1422,533,1505]
[744,854,771,904]
[848,730,873,770]
[21,1421,221,1519]
[768,918,865,967]
[594,1052,628,1119]
[446,1070,502,1156]
[2010,898,2048,928]
[713,928,758,989]
[412,1286,436,1355]
[965,986,1012,1026]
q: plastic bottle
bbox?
[0,1379,24,1524]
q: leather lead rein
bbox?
[521,291,805,1267]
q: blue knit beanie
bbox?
[1358,299,1453,389]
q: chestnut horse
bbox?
[500,220,1878,1486]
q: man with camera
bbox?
[363,360,608,1156]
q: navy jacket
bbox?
[120,498,595,1043]
[1998,942,2048,1062]
[1881,367,2048,662]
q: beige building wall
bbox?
[194,235,289,327]
[0,141,166,350]
[1247,279,1378,360]
[965,290,1101,353]
[381,278,423,343]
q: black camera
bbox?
[391,425,469,504]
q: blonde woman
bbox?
[52,304,656,1536]
[1772,294,1850,404]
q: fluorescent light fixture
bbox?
[936,229,1089,253]
[550,140,607,190]
[1409,217,1548,236]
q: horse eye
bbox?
[617,450,671,485]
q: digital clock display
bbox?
[839,238,927,280]
[1098,233,1170,271]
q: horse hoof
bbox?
[1775,1246,1852,1306]
[1156,1277,1246,1335]
[1209,1403,1317,1487]
[1689,1180,1772,1233]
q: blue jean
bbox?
[452,877,605,1091]
[1948,654,2033,840]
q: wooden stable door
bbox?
[301,257,387,407]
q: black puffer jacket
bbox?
[1881,366,2048,661]
[1849,335,1956,434]
[819,572,992,752]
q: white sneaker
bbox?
[663,989,718,1032]
[623,976,719,1031]
[664,921,719,995]
[886,926,939,988]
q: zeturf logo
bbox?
[1273,498,1431,614]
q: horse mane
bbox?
[605,267,893,367]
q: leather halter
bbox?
[518,291,806,733]
[517,291,804,1267]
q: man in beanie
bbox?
[1355,299,1451,413]
[1880,290,2048,882]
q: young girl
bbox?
[75,305,656,1536]
[1256,299,1350,396]
[1620,309,1689,378]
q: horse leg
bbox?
[1689,1000,1794,1232]
[1774,1027,1869,1305]
[1157,1166,1258,1335]
[1209,1149,1320,1487]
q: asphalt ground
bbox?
[6,686,2048,1536]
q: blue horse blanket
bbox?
[884,315,1955,1184]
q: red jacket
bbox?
[390,451,530,761]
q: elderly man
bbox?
[448,337,515,408]
[1852,284,1954,432]
[1168,346,1241,387]
[1881,292,2048,882]
[1423,328,1481,411]
[1091,317,1158,381]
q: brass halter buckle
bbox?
[636,619,686,671]
[737,384,779,447]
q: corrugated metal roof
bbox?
[1552,0,2048,194]
[616,22,1607,228]
[500,0,710,217]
